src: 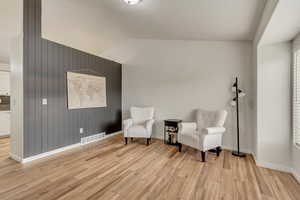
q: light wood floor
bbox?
[0,135,299,200]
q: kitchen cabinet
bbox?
[0,111,10,137]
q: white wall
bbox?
[257,42,292,171]
[103,39,255,152]
[252,0,279,158]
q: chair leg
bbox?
[131,137,133,142]
[201,151,206,162]
[216,147,221,157]
[178,143,182,152]
[124,137,128,145]
[146,138,150,146]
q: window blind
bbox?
[293,49,300,147]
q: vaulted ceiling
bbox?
[1,0,267,61]
[42,0,267,56]
[101,0,266,41]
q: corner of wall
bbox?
[254,0,279,46]
[255,159,292,173]
[9,35,24,160]
[292,168,300,183]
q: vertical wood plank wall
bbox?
[23,0,122,157]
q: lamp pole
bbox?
[232,77,246,157]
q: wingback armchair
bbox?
[178,109,228,162]
[123,107,155,145]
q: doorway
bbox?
[0,64,10,161]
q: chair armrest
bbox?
[123,119,133,130]
[146,119,155,130]
[203,127,226,135]
[145,119,155,137]
[179,122,197,134]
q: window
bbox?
[293,49,300,147]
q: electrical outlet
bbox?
[80,128,84,134]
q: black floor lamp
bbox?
[230,77,246,157]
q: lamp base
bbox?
[232,151,246,157]
[209,148,223,153]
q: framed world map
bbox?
[67,72,107,109]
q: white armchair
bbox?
[123,107,155,145]
[178,109,228,162]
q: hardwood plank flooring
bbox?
[0,135,299,200]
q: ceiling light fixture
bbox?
[123,0,142,5]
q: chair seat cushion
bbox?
[180,131,202,150]
[128,125,149,138]
[180,131,224,151]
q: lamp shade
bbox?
[238,92,246,98]
[230,101,237,106]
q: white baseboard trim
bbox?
[255,159,292,173]
[104,131,123,139]
[81,132,105,145]
[22,143,81,163]
[9,153,23,162]
[12,131,122,164]
[227,150,299,183]
[254,159,299,184]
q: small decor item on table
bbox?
[230,77,246,157]
[164,119,182,146]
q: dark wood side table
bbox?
[164,119,182,146]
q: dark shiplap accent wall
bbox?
[23,0,122,157]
